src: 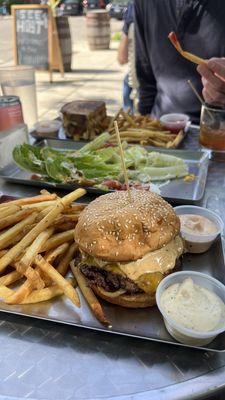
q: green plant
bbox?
[48,0,61,16]
[111,32,121,41]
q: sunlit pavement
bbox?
[0,16,126,118]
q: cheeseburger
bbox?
[74,191,183,308]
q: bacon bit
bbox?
[183,174,196,183]
[103,179,123,190]
[102,179,150,191]
[101,142,117,148]
[31,174,42,181]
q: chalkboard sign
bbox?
[12,5,50,70]
[12,5,64,81]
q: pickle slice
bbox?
[137,272,163,294]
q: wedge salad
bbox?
[13,133,189,191]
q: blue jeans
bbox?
[123,74,133,113]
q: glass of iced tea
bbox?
[200,104,225,157]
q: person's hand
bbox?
[197,58,225,107]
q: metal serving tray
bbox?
[0,139,210,204]
[0,138,209,204]
[0,224,224,353]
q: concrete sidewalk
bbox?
[36,17,126,120]
[37,42,125,120]
[0,16,126,121]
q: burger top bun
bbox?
[74,191,180,262]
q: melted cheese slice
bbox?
[87,236,184,281]
[118,236,184,280]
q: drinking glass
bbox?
[0,65,38,129]
[199,104,225,159]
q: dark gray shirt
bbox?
[135,0,225,121]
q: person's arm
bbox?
[117,33,129,65]
[134,0,157,115]
[197,58,225,107]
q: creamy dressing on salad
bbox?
[161,278,225,332]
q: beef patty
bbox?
[80,264,142,294]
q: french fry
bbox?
[124,129,173,140]
[0,277,76,304]
[0,270,22,286]
[60,214,79,221]
[35,255,80,307]
[5,225,35,248]
[54,222,76,232]
[40,189,53,195]
[41,229,74,252]
[64,204,86,213]
[20,227,54,268]
[168,31,206,65]
[0,188,85,272]
[0,285,13,299]
[71,262,110,326]
[6,279,33,304]
[54,215,78,226]
[0,193,58,208]
[170,130,186,148]
[22,200,58,210]
[108,111,185,148]
[1,205,21,218]
[12,227,55,293]
[148,138,167,147]
[108,107,122,129]
[166,141,174,149]
[59,188,86,208]
[45,242,69,265]
[57,243,78,276]
[0,209,36,231]
[0,212,38,252]
[20,278,76,304]
[121,110,137,127]
[36,206,55,221]
[7,259,50,305]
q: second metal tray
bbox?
[0,139,210,204]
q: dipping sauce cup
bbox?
[174,205,223,254]
[156,271,225,346]
[160,113,190,134]
[34,120,62,138]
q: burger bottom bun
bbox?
[92,285,156,308]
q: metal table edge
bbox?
[104,364,225,400]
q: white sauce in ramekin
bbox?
[161,278,225,332]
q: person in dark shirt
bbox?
[134,0,225,121]
[118,1,135,111]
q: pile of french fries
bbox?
[108,109,185,148]
[0,189,110,326]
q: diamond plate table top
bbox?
[0,127,225,400]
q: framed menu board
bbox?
[12,5,64,81]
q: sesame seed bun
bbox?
[74,190,180,262]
